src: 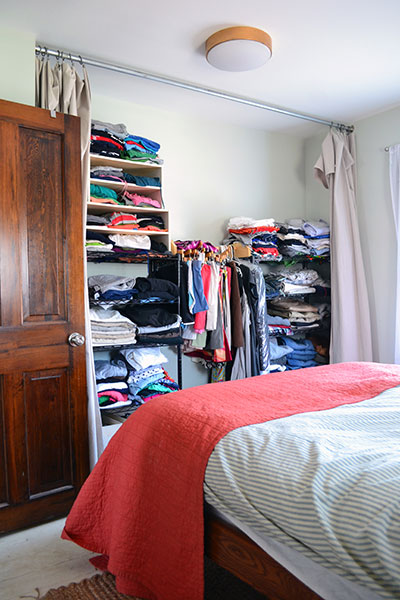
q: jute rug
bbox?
[38,557,266,599]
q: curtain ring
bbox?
[69,53,74,67]
[78,55,84,66]
[40,46,46,60]
[56,50,61,64]
[61,51,65,62]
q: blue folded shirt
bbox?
[281,337,315,352]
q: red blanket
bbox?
[62,362,400,600]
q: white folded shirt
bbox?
[109,233,151,250]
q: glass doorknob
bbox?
[68,332,85,347]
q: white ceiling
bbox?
[2,0,400,136]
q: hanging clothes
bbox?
[314,130,372,363]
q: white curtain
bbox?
[389,145,400,363]
[36,55,103,468]
[314,130,373,364]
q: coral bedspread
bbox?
[62,362,400,600]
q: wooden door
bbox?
[0,99,89,534]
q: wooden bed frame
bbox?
[205,513,323,600]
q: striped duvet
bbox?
[204,386,400,599]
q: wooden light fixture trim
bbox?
[206,26,272,59]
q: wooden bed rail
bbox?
[205,514,323,600]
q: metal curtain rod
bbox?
[35,44,354,134]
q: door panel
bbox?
[0,99,88,533]
[25,368,72,499]
[20,127,66,323]
[0,378,8,507]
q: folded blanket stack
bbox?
[90,307,138,346]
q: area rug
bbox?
[39,557,266,599]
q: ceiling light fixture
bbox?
[205,26,272,72]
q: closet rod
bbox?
[35,44,354,134]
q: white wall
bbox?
[305,106,400,363]
[0,27,35,106]
[352,106,400,363]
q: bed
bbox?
[62,362,400,600]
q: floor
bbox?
[0,518,98,600]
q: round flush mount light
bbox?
[205,26,272,72]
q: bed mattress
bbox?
[204,386,400,599]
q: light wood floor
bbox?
[0,518,98,600]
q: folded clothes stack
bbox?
[134,276,179,303]
[90,183,123,206]
[277,268,329,295]
[109,233,152,250]
[119,304,182,344]
[303,219,330,256]
[264,274,284,299]
[267,337,294,372]
[86,231,115,255]
[277,218,330,258]
[90,119,163,165]
[85,231,169,261]
[91,167,162,191]
[90,127,125,159]
[122,191,162,209]
[122,134,161,163]
[277,219,310,257]
[251,231,281,260]
[266,314,293,337]
[135,214,166,231]
[225,216,280,260]
[280,337,317,370]
[86,211,165,232]
[119,347,179,406]
[90,307,137,346]
[95,358,131,410]
[95,347,179,421]
[268,298,321,332]
[88,274,138,307]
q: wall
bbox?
[0,27,35,106]
[304,106,400,363]
[352,106,400,363]
[91,94,306,243]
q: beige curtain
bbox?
[314,130,373,363]
[35,55,103,468]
